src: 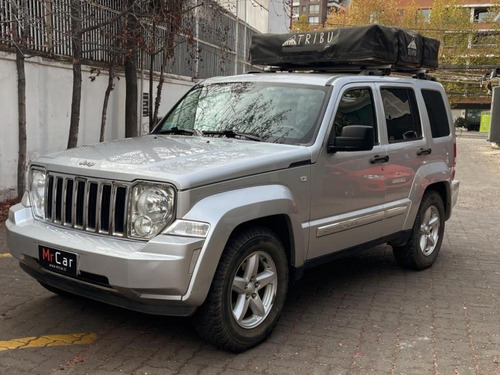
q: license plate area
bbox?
[38,245,78,277]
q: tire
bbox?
[39,282,75,298]
[193,227,288,352]
[393,191,445,270]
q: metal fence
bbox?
[0,0,256,78]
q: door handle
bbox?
[417,148,432,156]
[370,155,389,164]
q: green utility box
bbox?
[480,111,491,133]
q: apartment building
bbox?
[398,0,499,128]
[292,0,349,26]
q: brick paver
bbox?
[0,132,499,374]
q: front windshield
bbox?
[155,82,328,145]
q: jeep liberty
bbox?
[6,26,460,352]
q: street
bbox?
[1,131,499,375]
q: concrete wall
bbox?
[268,0,291,33]
[0,51,194,201]
[239,0,269,33]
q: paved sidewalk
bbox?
[1,132,499,374]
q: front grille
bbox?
[45,173,129,237]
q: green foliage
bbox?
[322,0,500,101]
[293,14,313,32]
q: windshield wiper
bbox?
[158,126,195,135]
[202,130,262,142]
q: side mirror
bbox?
[327,125,375,153]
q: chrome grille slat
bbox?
[109,184,116,235]
[44,173,128,238]
[61,178,67,224]
[51,176,57,223]
[96,183,103,232]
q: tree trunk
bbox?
[16,48,27,200]
[67,1,82,149]
[149,58,154,131]
[152,53,166,131]
[125,54,138,138]
[15,0,29,200]
[148,21,156,131]
[125,1,138,138]
[100,63,115,142]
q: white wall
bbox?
[0,51,193,201]
[268,0,291,33]
[239,0,270,33]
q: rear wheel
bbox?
[393,191,445,270]
[193,227,288,352]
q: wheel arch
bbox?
[179,185,305,307]
[404,162,453,230]
[229,215,297,278]
[425,181,451,220]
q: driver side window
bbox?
[334,88,378,143]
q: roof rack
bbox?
[251,64,435,80]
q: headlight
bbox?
[30,168,47,219]
[129,183,175,239]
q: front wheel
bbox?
[193,227,288,352]
[393,191,445,270]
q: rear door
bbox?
[375,84,429,237]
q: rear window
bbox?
[422,90,450,138]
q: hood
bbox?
[34,135,312,190]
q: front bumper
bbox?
[6,203,204,316]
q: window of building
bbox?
[309,16,320,24]
[309,4,320,13]
[420,8,430,22]
[302,5,307,13]
[421,90,450,138]
[333,88,378,143]
[381,88,421,143]
[293,6,299,16]
[292,0,300,6]
[473,7,494,23]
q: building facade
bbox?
[292,0,349,27]
[398,0,499,127]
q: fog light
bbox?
[133,215,153,237]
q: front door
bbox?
[307,84,388,260]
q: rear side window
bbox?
[422,90,451,138]
[333,88,378,143]
[381,88,422,143]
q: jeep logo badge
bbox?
[79,160,95,167]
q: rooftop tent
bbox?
[250,25,440,71]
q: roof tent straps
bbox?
[250,25,440,71]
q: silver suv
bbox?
[7,65,459,353]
